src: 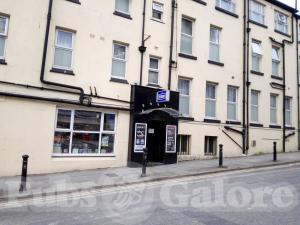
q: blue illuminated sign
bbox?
[156,90,170,103]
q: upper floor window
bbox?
[272,47,280,76]
[180,17,193,55]
[275,11,288,34]
[251,90,259,123]
[0,15,9,60]
[178,78,190,116]
[251,40,262,72]
[152,2,163,21]
[209,26,221,62]
[112,42,127,79]
[250,0,265,25]
[227,86,238,121]
[148,57,160,85]
[115,0,130,15]
[205,83,217,119]
[270,94,278,125]
[285,97,292,126]
[216,0,236,13]
[54,29,74,70]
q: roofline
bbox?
[264,0,298,14]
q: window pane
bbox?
[227,103,237,120]
[206,84,216,99]
[209,43,219,62]
[251,106,258,122]
[73,110,101,131]
[0,17,7,35]
[113,44,126,60]
[206,100,216,117]
[104,114,116,131]
[116,0,129,13]
[100,134,115,154]
[251,91,258,105]
[180,34,192,55]
[210,28,219,44]
[285,98,291,110]
[178,79,190,95]
[272,48,280,61]
[181,19,192,35]
[270,109,277,124]
[57,30,72,49]
[252,54,260,71]
[53,132,70,154]
[228,88,236,102]
[179,95,189,115]
[251,42,261,55]
[71,133,100,154]
[56,109,72,129]
[112,60,126,77]
[153,10,162,20]
[272,61,279,76]
[285,111,291,125]
[0,37,5,57]
[150,58,159,69]
[149,71,159,84]
[270,95,276,107]
[54,48,72,69]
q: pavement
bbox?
[0,151,300,203]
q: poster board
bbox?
[165,125,177,153]
[134,123,147,152]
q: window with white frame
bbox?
[178,78,190,116]
[53,109,116,155]
[54,29,74,70]
[209,26,221,62]
[227,86,238,121]
[115,0,130,15]
[275,11,288,34]
[205,83,217,119]
[148,57,160,84]
[112,42,127,78]
[216,0,236,13]
[251,40,262,72]
[285,97,292,126]
[250,0,265,25]
[0,15,9,60]
[251,90,259,123]
[270,94,278,125]
[272,47,280,76]
[152,2,163,21]
[178,135,191,155]
[180,17,193,55]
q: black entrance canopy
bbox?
[139,108,179,118]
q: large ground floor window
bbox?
[53,109,116,156]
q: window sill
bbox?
[179,53,197,60]
[251,70,264,76]
[204,153,217,156]
[179,116,195,121]
[65,0,81,5]
[215,6,238,18]
[208,60,224,67]
[50,68,75,75]
[113,11,132,20]
[192,0,207,5]
[0,59,7,65]
[204,118,221,124]
[110,77,129,84]
[269,125,281,129]
[285,126,295,130]
[271,75,283,80]
[147,83,161,88]
[150,18,165,24]
[249,20,268,29]
[274,29,291,38]
[52,154,116,158]
[250,123,263,127]
[226,121,241,125]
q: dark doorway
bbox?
[147,120,165,163]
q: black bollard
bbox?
[19,155,29,193]
[141,148,148,177]
[273,142,277,162]
[219,144,223,168]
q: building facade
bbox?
[0,0,299,176]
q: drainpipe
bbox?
[242,0,247,154]
[40,0,85,103]
[168,0,176,90]
[295,4,300,151]
[139,0,147,86]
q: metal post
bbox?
[273,142,277,162]
[19,155,29,192]
[141,148,148,177]
[219,144,223,168]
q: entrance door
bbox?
[147,120,165,163]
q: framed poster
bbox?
[165,125,177,153]
[134,123,147,152]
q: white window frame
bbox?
[148,56,160,85]
[272,46,280,77]
[115,0,130,15]
[285,97,292,126]
[227,86,238,121]
[251,90,260,123]
[180,17,193,55]
[178,78,191,117]
[275,11,288,34]
[205,83,217,119]
[270,94,278,125]
[53,29,75,70]
[251,40,262,72]
[152,2,164,21]
[111,42,127,79]
[53,108,117,157]
[0,15,9,60]
[216,0,236,13]
[250,0,265,25]
[209,26,221,62]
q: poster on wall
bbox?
[134,123,147,152]
[165,125,177,153]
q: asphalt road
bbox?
[0,165,300,225]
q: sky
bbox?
[279,0,298,9]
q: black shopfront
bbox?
[128,85,179,165]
